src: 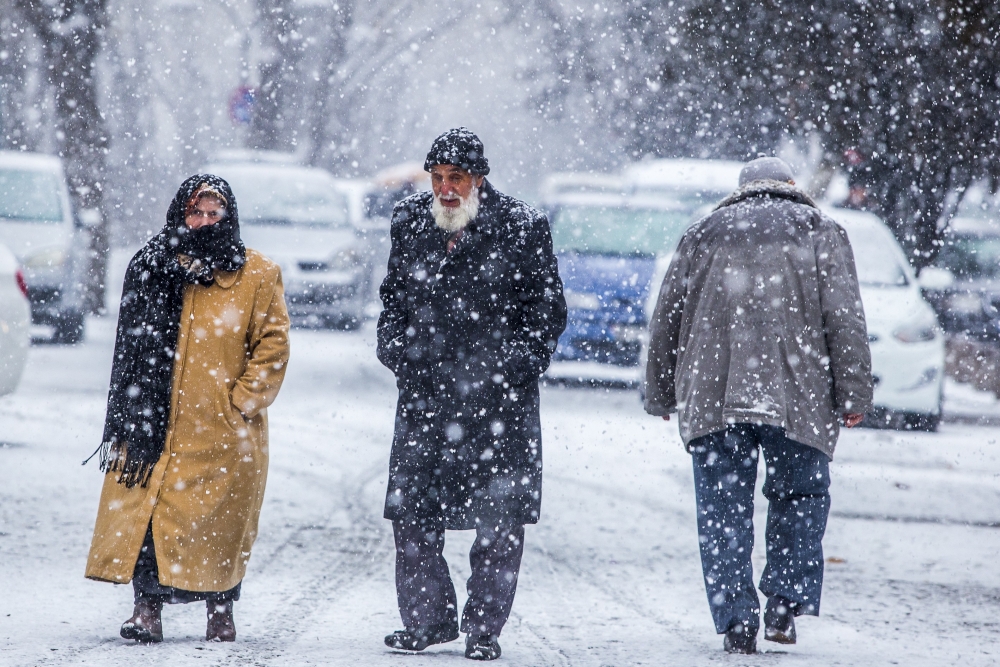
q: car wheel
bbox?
[52,310,85,344]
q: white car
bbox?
[826,208,944,430]
[0,242,31,396]
[201,160,374,329]
[0,151,87,343]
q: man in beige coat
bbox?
[86,175,289,643]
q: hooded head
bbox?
[738,157,795,187]
[164,174,246,273]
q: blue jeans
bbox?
[690,424,830,634]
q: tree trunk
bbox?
[16,0,110,313]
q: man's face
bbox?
[430,165,484,208]
[185,195,226,229]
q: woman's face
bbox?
[185,194,226,229]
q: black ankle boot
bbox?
[120,598,163,643]
[465,634,502,661]
[723,621,757,654]
[384,622,459,651]
[764,595,797,644]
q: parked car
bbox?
[919,186,1000,342]
[622,157,745,209]
[201,159,374,329]
[828,207,945,430]
[0,242,30,396]
[0,150,86,343]
[543,191,696,384]
[542,159,743,385]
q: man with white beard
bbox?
[377,128,567,661]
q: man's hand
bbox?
[662,415,670,421]
[844,413,864,428]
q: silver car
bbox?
[202,160,372,329]
[0,151,87,343]
[0,242,30,395]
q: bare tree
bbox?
[16,0,110,310]
[617,0,1000,268]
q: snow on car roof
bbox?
[947,215,1000,236]
[545,190,692,211]
[0,150,64,172]
[623,158,744,192]
[202,162,338,184]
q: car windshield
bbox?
[0,169,63,222]
[220,170,349,228]
[935,234,1000,280]
[844,225,910,287]
[631,186,731,213]
[550,205,693,256]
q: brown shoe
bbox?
[120,598,163,643]
[206,600,236,642]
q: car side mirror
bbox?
[75,208,102,228]
[917,266,955,290]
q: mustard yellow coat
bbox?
[86,248,290,592]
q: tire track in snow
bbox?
[22,462,390,667]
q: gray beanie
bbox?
[739,157,794,187]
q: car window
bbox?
[935,234,1000,280]
[0,169,63,222]
[630,186,731,213]
[550,205,693,257]
[219,171,349,228]
[955,184,1000,222]
[843,225,909,287]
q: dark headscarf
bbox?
[90,174,246,487]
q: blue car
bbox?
[544,192,699,385]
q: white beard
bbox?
[432,185,480,232]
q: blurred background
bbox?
[1,1,1000,412]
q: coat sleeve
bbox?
[814,217,874,414]
[376,203,412,376]
[643,232,694,416]
[231,264,290,418]
[504,211,568,385]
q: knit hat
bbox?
[739,157,794,187]
[424,128,490,176]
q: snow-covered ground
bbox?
[1,258,999,665]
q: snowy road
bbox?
[2,315,1000,665]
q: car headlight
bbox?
[893,322,937,343]
[23,247,68,269]
[564,289,600,310]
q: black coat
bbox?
[377,180,567,529]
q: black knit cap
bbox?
[423,127,490,176]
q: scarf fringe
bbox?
[87,440,156,488]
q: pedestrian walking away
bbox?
[377,128,567,661]
[84,175,290,643]
[644,157,873,654]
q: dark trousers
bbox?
[133,524,241,605]
[690,424,831,634]
[393,519,525,637]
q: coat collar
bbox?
[714,180,818,211]
[213,268,239,289]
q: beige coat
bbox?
[86,248,289,592]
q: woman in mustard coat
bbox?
[85,175,289,643]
